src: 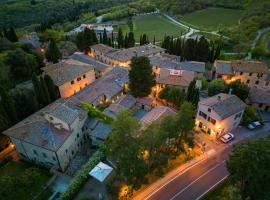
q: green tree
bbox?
[10,87,39,120]
[186,80,200,108]
[196,36,210,62]
[159,86,186,108]
[76,31,86,51]
[208,79,226,96]
[225,80,250,101]
[241,105,256,125]
[128,32,135,47]
[104,111,147,188]
[40,76,51,105]
[44,74,57,100]
[32,73,43,105]
[227,138,270,200]
[102,28,108,44]
[117,28,124,48]
[7,27,18,42]
[129,56,155,97]
[176,101,195,144]
[196,76,208,90]
[45,39,61,63]
[5,49,38,81]
[0,86,18,123]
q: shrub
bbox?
[59,150,106,200]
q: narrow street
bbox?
[133,114,270,200]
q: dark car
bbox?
[247,121,264,130]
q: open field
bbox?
[119,14,187,42]
[0,161,52,200]
[178,7,243,31]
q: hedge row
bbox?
[59,150,106,200]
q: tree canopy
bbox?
[129,56,155,97]
[227,138,270,200]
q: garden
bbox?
[0,160,52,200]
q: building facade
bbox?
[42,59,96,98]
[214,60,270,89]
[248,87,270,112]
[196,93,246,137]
[3,98,88,171]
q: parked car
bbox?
[220,133,234,143]
[247,121,264,130]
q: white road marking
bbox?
[144,155,211,200]
[169,162,225,200]
[195,175,228,200]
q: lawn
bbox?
[0,161,53,200]
[179,7,243,31]
[119,14,187,42]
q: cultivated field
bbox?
[119,14,187,42]
[179,7,243,31]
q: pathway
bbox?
[163,14,230,39]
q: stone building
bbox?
[42,59,96,98]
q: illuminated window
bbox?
[83,74,86,79]
[71,80,74,85]
[77,77,81,81]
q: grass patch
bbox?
[179,7,243,31]
[0,161,52,200]
[118,14,187,42]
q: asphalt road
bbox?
[143,147,231,200]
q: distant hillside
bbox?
[0,0,132,28]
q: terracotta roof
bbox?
[215,60,268,74]
[140,106,176,127]
[90,44,118,54]
[156,68,195,87]
[3,98,88,151]
[150,56,205,73]
[199,93,246,120]
[42,59,94,86]
[73,67,128,104]
[106,44,165,62]
[69,52,110,72]
[249,87,270,104]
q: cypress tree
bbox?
[32,73,43,105]
[153,36,156,45]
[108,38,112,47]
[124,33,128,48]
[99,32,102,44]
[40,76,51,105]
[111,32,115,48]
[129,56,156,97]
[117,28,124,48]
[186,79,196,102]
[44,74,57,101]
[0,86,18,123]
[103,29,108,44]
[140,35,143,46]
[128,32,135,47]
[45,39,61,63]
